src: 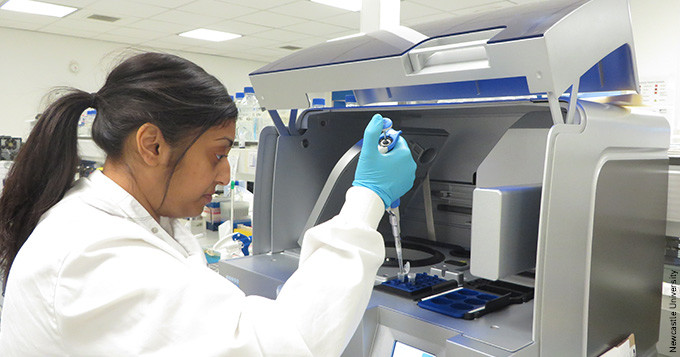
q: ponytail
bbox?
[0,52,237,287]
[0,89,92,286]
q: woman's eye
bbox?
[216,154,227,160]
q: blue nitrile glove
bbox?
[352,114,417,208]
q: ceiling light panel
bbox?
[0,0,78,17]
[179,28,242,42]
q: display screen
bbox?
[391,341,436,357]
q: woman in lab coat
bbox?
[0,52,416,356]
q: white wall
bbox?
[630,0,680,83]
[0,27,266,138]
[630,0,680,146]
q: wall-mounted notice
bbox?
[640,79,678,151]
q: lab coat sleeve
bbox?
[275,186,386,356]
[55,234,312,356]
[53,186,384,356]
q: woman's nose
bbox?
[216,160,231,186]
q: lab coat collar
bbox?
[80,170,207,266]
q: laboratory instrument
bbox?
[220,0,669,355]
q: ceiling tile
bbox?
[109,26,166,41]
[87,0,168,18]
[507,0,546,4]
[181,45,228,56]
[139,38,194,50]
[284,21,349,36]
[189,35,279,51]
[125,18,195,34]
[279,36,325,49]
[405,0,503,12]
[95,32,151,45]
[151,9,223,26]
[455,2,514,15]
[148,34,210,47]
[401,12,454,27]
[223,36,279,49]
[269,1,349,20]
[182,46,274,63]
[251,28,311,42]
[215,0,298,10]
[0,20,44,31]
[177,1,258,19]
[322,12,359,29]
[39,17,118,33]
[243,46,290,58]
[399,2,444,21]
[402,0,461,12]
[224,49,259,59]
[228,51,278,63]
[234,10,305,28]
[128,0,196,9]
[40,26,101,39]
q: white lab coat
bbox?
[0,170,385,356]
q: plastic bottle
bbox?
[220,180,251,227]
[239,87,259,143]
[311,98,326,108]
[345,95,358,107]
[234,92,248,147]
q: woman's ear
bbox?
[135,123,171,167]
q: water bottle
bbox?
[234,92,247,147]
[244,87,268,141]
[240,87,258,143]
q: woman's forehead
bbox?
[200,121,235,143]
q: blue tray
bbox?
[418,288,505,319]
[376,273,460,300]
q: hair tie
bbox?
[90,92,98,109]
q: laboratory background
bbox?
[1,0,680,356]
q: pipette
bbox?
[386,202,410,281]
[378,118,410,282]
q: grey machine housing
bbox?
[219,0,670,355]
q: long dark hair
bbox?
[0,52,238,285]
